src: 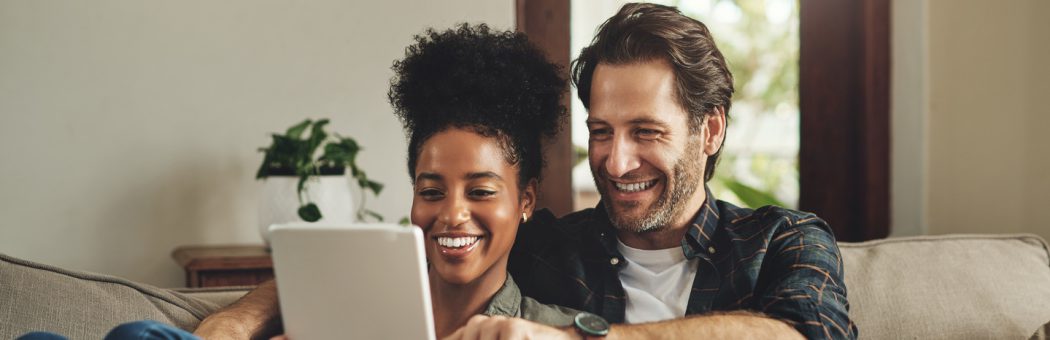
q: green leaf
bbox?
[722,178,785,208]
[398,216,411,226]
[364,179,384,195]
[319,137,360,165]
[360,209,384,222]
[286,119,312,139]
[298,203,322,222]
[306,119,330,156]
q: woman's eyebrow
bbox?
[466,171,502,181]
[416,172,442,182]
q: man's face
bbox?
[586,60,718,233]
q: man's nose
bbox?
[439,194,471,228]
[604,134,640,178]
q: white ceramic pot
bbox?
[258,174,355,244]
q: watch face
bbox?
[575,313,610,336]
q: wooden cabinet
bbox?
[172,245,274,288]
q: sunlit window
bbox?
[571,0,800,210]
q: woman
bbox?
[389,23,578,338]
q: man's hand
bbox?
[443,315,579,340]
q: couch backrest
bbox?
[840,234,1050,339]
[0,252,224,339]
[6,234,1049,339]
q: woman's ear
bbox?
[521,178,538,219]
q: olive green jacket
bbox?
[481,275,579,327]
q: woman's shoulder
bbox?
[518,290,579,327]
[485,274,580,327]
[518,293,579,327]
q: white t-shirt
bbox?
[616,239,699,324]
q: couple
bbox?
[199,3,856,340]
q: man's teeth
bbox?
[437,236,479,248]
[614,180,657,193]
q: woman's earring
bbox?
[522,212,528,223]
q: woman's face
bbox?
[411,128,535,285]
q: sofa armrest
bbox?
[841,234,1050,339]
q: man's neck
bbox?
[616,191,708,250]
[428,263,507,338]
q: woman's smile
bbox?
[431,232,485,259]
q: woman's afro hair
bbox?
[389,23,567,187]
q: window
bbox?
[570,0,801,210]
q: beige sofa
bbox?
[3,234,1050,339]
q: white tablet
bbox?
[269,223,435,340]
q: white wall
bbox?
[0,0,513,287]
[891,0,1050,240]
[925,0,1050,239]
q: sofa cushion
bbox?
[0,252,227,339]
[841,234,1050,339]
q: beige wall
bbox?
[0,0,513,287]
[925,0,1050,239]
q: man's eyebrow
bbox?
[585,118,606,125]
[627,117,672,128]
[416,172,442,182]
[466,172,503,181]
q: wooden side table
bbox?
[172,245,274,288]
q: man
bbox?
[196,3,855,339]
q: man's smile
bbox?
[613,179,659,193]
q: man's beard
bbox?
[595,140,705,233]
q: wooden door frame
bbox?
[799,0,891,241]
[516,0,574,217]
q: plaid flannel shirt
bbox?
[509,187,857,339]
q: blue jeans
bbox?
[17,320,200,340]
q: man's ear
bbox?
[703,106,727,156]
[521,178,538,219]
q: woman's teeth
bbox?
[437,236,479,248]
[614,179,657,193]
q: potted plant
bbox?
[256,119,384,241]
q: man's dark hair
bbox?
[571,3,734,182]
[389,23,567,189]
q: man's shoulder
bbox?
[716,201,836,241]
[514,208,600,257]
[525,207,601,236]
[557,207,602,229]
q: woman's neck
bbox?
[429,264,508,339]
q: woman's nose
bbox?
[439,195,471,228]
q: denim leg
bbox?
[104,320,201,340]
[15,332,69,340]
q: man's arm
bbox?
[604,312,802,340]
[194,279,282,340]
[443,312,802,340]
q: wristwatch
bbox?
[573,312,610,339]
